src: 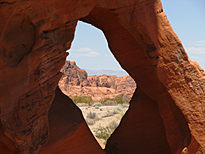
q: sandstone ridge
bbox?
[59,60,136,100]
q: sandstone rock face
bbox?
[60,61,88,87]
[105,87,171,153]
[59,60,136,100]
[0,0,204,154]
[38,87,106,154]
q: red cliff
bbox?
[59,60,136,100]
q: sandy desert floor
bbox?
[77,102,129,144]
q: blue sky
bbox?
[67,0,205,71]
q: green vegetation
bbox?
[94,126,112,141]
[115,110,127,120]
[71,95,130,105]
[94,120,119,142]
[100,94,130,104]
[70,95,130,144]
[71,96,93,105]
[113,95,130,104]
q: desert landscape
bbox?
[77,102,129,145]
[59,60,134,145]
[59,60,136,101]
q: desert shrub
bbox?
[102,109,122,118]
[113,95,125,104]
[86,118,96,126]
[112,108,120,114]
[103,100,117,106]
[100,95,130,105]
[86,111,97,119]
[115,110,127,121]
[119,110,127,117]
[108,120,119,130]
[94,126,112,141]
[92,102,102,107]
[71,96,93,105]
[100,97,113,104]
[94,120,120,142]
[102,111,114,118]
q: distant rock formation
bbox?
[85,69,128,77]
[59,61,136,100]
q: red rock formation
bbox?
[39,87,106,154]
[0,0,204,153]
[60,61,88,87]
[59,60,136,100]
[105,87,171,153]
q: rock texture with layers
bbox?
[0,0,204,154]
[59,60,136,100]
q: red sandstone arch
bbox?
[0,0,204,153]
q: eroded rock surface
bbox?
[59,60,136,100]
[0,0,204,153]
[39,87,106,154]
[105,87,171,153]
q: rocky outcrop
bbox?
[105,87,171,153]
[59,60,136,100]
[0,0,205,154]
[38,87,106,154]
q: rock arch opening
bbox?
[58,5,190,152]
[80,7,190,153]
[0,0,204,153]
[59,21,136,145]
[66,21,127,73]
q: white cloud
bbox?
[78,47,93,52]
[69,51,101,57]
[197,40,205,44]
[187,40,205,47]
[67,47,93,52]
[67,49,76,52]
[192,40,205,46]
[190,56,204,61]
[83,51,101,57]
[103,53,109,57]
[67,47,106,57]
[186,47,205,54]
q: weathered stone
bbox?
[39,87,105,154]
[105,87,171,153]
[0,0,204,153]
[59,60,136,100]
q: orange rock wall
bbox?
[105,87,171,153]
[0,0,204,153]
[59,60,136,100]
